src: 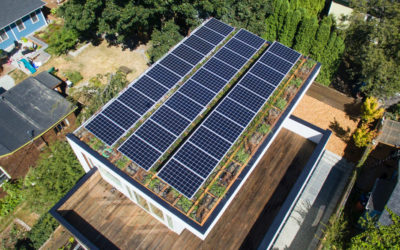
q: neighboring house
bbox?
[50,19,342,249]
[0,71,76,182]
[0,0,47,50]
[328,0,353,25]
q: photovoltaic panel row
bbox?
[159,42,302,198]
[120,29,265,170]
[85,18,233,146]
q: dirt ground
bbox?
[40,41,149,84]
[293,94,360,158]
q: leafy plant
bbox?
[321,215,348,249]
[274,97,287,110]
[258,124,270,135]
[292,78,303,88]
[209,182,226,197]
[149,178,160,189]
[115,156,129,169]
[177,197,193,213]
[235,147,250,164]
[0,180,24,216]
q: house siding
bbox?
[0,9,46,50]
[0,26,16,50]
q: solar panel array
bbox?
[118,29,266,171]
[85,18,234,146]
[158,42,302,198]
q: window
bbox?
[30,12,39,23]
[0,29,8,42]
[53,121,67,134]
[0,167,10,187]
[149,203,164,220]
[134,192,150,211]
[166,215,174,229]
[16,20,25,31]
[98,166,123,190]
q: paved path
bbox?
[307,83,361,117]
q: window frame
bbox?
[0,29,8,42]
[30,12,39,24]
[16,19,25,32]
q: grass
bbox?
[64,70,83,84]
[9,69,28,84]
[235,147,250,164]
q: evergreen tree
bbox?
[293,14,319,54]
[311,16,332,61]
[278,8,303,47]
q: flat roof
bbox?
[72,19,322,232]
[53,128,318,249]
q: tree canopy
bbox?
[344,0,400,97]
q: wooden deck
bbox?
[57,128,316,249]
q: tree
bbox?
[293,14,319,55]
[148,20,183,64]
[350,210,400,248]
[289,0,325,16]
[344,0,400,97]
[278,8,303,47]
[353,124,375,147]
[360,97,384,122]
[311,16,332,60]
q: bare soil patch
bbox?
[40,41,149,85]
[293,95,359,157]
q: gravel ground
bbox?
[293,95,359,157]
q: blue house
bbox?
[0,0,47,50]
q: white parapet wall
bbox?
[283,117,323,144]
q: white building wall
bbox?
[283,118,323,143]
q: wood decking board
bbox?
[58,128,316,249]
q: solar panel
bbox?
[158,159,203,198]
[204,18,234,36]
[250,63,285,87]
[173,44,204,65]
[151,106,190,136]
[192,69,226,93]
[174,142,218,178]
[85,19,234,148]
[268,42,301,64]
[157,42,301,199]
[119,135,162,170]
[179,80,215,106]
[228,85,265,112]
[135,120,176,152]
[234,29,265,49]
[146,64,180,88]
[118,87,154,115]
[259,52,293,75]
[85,114,125,146]
[189,126,232,159]
[204,58,237,80]
[166,92,204,120]
[132,75,168,101]
[102,101,140,130]
[160,54,193,76]
[203,112,243,143]
[215,47,248,69]
[184,35,214,55]
[239,74,275,99]
[194,26,225,45]
[216,98,254,127]
[225,39,256,59]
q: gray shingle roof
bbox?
[35,71,62,89]
[0,76,75,156]
[379,166,400,226]
[0,0,45,30]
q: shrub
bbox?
[361,97,384,123]
[235,147,250,164]
[0,180,24,216]
[209,182,226,197]
[258,124,271,135]
[177,197,193,212]
[47,27,78,55]
[64,71,83,84]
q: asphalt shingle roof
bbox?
[0,0,45,29]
